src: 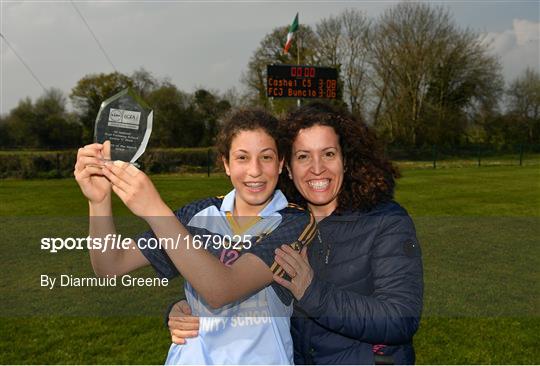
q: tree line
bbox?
[1,2,539,150]
[0,69,232,149]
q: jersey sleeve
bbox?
[135,205,192,279]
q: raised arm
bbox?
[101,161,314,308]
[148,211,273,308]
[75,141,149,277]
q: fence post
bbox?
[519,144,524,166]
[477,146,481,167]
[56,153,61,177]
[207,149,211,177]
[432,145,437,169]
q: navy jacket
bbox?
[291,201,423,365]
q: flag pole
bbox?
[297,28,301,107]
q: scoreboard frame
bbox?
[266,64,339,99]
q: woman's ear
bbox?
[222,156,230,176]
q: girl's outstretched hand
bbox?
[102,160,171,217]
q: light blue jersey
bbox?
[139,189,317,365]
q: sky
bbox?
[1,1,539,115]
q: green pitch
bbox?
[0,166,538,364]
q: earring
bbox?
[288,172,293,179]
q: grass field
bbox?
[1,166,539,364]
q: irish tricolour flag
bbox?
[283,13,299,54]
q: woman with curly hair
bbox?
[168,102,423,364]
[273,101,423,365]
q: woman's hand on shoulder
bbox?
[168,300,200,345]
[273,246,313,300]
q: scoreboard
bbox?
[267,64,338,99]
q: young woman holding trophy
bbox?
[75,107,316,364]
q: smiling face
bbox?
[289,125,344,218]
[223,128,283,217]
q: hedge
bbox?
[0,148,219,179]
[1,144,537,179]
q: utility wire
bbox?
[70,0,117,72]
[0,32,47,92]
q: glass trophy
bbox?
[94,88,153,165]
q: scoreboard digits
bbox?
[267,65,338,99]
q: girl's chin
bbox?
[241,192,273,205]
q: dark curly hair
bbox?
[216,107,282,164]
[278,102,399,212]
